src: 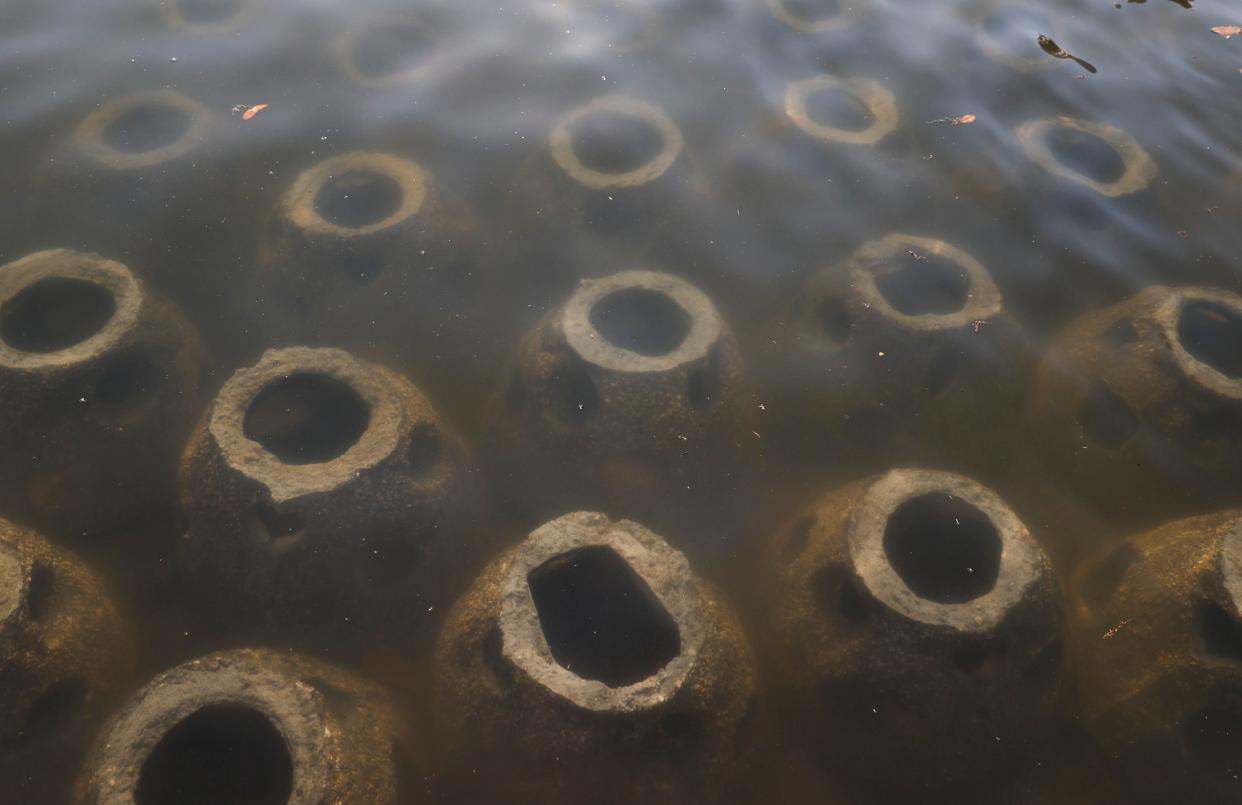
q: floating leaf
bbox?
[1212,25,1242,38]
[242,103,269,121]
[927,114,977,126]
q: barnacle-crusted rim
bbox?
[785,74,898,146]
[1220,517,1242,621]
[74,89,210,171]
[0,537,25,636]
[281,151,430,238]
[848,469,1046,632]
[498,511,707,713]
[1016,116,1156,197]
[766,0,859,33]
[1155,287,1242,402]
[87,651,330,805]
[549,95,685,190]
[335,14,442,89]
[562,269,723,373]
[0,249,142,371]
[209,347,403,503]
[847,233,1003,332]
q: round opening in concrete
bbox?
[352,23,436,79]
[882,493,1002,604]
[589,287,691,357]
[102,103,191,155]
[1045,126,1127,186]
[243,373,371,465]
[313,170,405,229]
[804,84,875,133]
[873,253,971,316]
[527,545,681,687]
[1184,706,1242,775]
[135,704,293,805]
[1178,300,1242,379]
[0,277,116,353]
[176,0,246,23]
[570,110,667,177]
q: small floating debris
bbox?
[926,114,977,126]
[1210,25,1241,38]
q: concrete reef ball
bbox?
[179,346,477,642]
[0,518,131,802]
[1072,510,1242,805]
[0,249,206,536]
[73,89,211,172]
[1016,116,1156,197]
[785,74,899,147]
[76,648,406,805]
[491,270,755,541]
[257,151,479,311]
[157,0,259,35]
[779,233,1028,468]
[1032,285,1242,522]
[762,469,1066,796]
[335,13,442,89]
[432,511,756,804]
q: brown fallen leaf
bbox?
[242,103,269,121]
[1212,25,1242,38]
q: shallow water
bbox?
[1,0,1241,803]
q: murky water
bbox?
[1,0,1241,803]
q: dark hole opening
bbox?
[810,564,869,623]
[550,365,599,422]
[1081,542,1139,608]
[804,85,874,132]
[1184,706,1242,775]
[570,110,666,176]
[590,288,691,356]
[313,170,404,229]
[135,704,293,805]
[177,0,246,22]
[1077,382,1139,449]
[813,297,853,344]
[20,677,86,745]
[243,373,371,464]
[95,353,163,405]
[528,545,680,687]
[353,24,436,78]
[255,500,305,544]
[26,563,55,622]
[1045,127,1127,186]
[873,254,971,316]
[1178,301,1242,379]
[687,349,721,409]
[0,278,115,353]
[1199,602,1242,661]
[950,641,994,674]
[882,493,1002,604]
[103,104,190,154]
[407,425,442,477]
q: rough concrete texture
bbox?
[1032,286,1242,525]
[253,151,483,346]
[760,469,1066,799]
[432,511,756,804]
[179,346,481,648]
[76,648,407,805]
[0,249,207,537]
[1071,510,1242,805]
[0,518,132,803]
[766,234,1030,474]
[488,270,759,553]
